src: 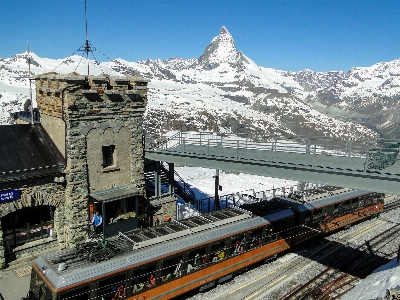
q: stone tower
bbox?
[35,73,149,247]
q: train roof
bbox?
[279,188,372,212]
[239,198,294,220]
[33,207,276,290]
[261,208,293,221]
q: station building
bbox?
[0,73,177,269]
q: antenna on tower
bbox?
[84,0,90,75]
[52,0,110,74]
[81,0,91,75]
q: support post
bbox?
[168,162,175,196]
[101,202,105,239]
[214,169,220,211]
[155,161,161,197]
[135,196,139,228]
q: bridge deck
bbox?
[144,132,400,195]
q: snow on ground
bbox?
[174,166,298,199]
[342,258,400,300]
[174,166,298,218]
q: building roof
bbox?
[0,124,66,183]
[90,185,140,202]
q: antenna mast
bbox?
[84,0,90,75]
[27,41,34,125]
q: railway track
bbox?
[382,195,400,212]
[278,223,400,300]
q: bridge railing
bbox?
[149,132,400,172]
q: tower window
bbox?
[102,145,116,168]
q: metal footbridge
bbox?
[144,132,400,195]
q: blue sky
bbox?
[1,0,400,72]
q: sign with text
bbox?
[0,189,21,203]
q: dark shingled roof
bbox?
[0,124,66,183]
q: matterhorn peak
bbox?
[214,26,234,48]
[197,26,246,70]
[219,26,230,35]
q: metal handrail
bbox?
[145,132,400,171]
[160,163,196,203]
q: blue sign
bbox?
[0,190,21,203]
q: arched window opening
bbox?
[1,205,55,250]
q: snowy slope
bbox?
[1,26,395,140]
[304,59,400,138]
[0,52,120,124]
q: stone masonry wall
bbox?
[0,178,65,268]
[35,73,148,248]
[0,223,4,269]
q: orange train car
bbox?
[270,186,385,234]
[23,187,384,300]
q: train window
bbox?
[210,240,227,263]
[369,195,376,204]
[313,209,322,221]
[344,200,350,206]
[60,286,90,300]
[352,198,359,206]
[230,234,246,255]
[248,228,263,250]
[304,212,311,223]
[333,203,342,216]
[98,273,126,300]
[281,219,289,229]
[187,247,207,273]
[265,227,275,243]
[131,263,157,295]
[161,254,184,283]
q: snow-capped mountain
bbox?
[303,60,400,138]
[1,26,398,140]
[196,26,248,71]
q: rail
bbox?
[171,168,196,203]
[148,132,400,172]
[282,223,400,300]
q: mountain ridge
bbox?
[1,27,399,139]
